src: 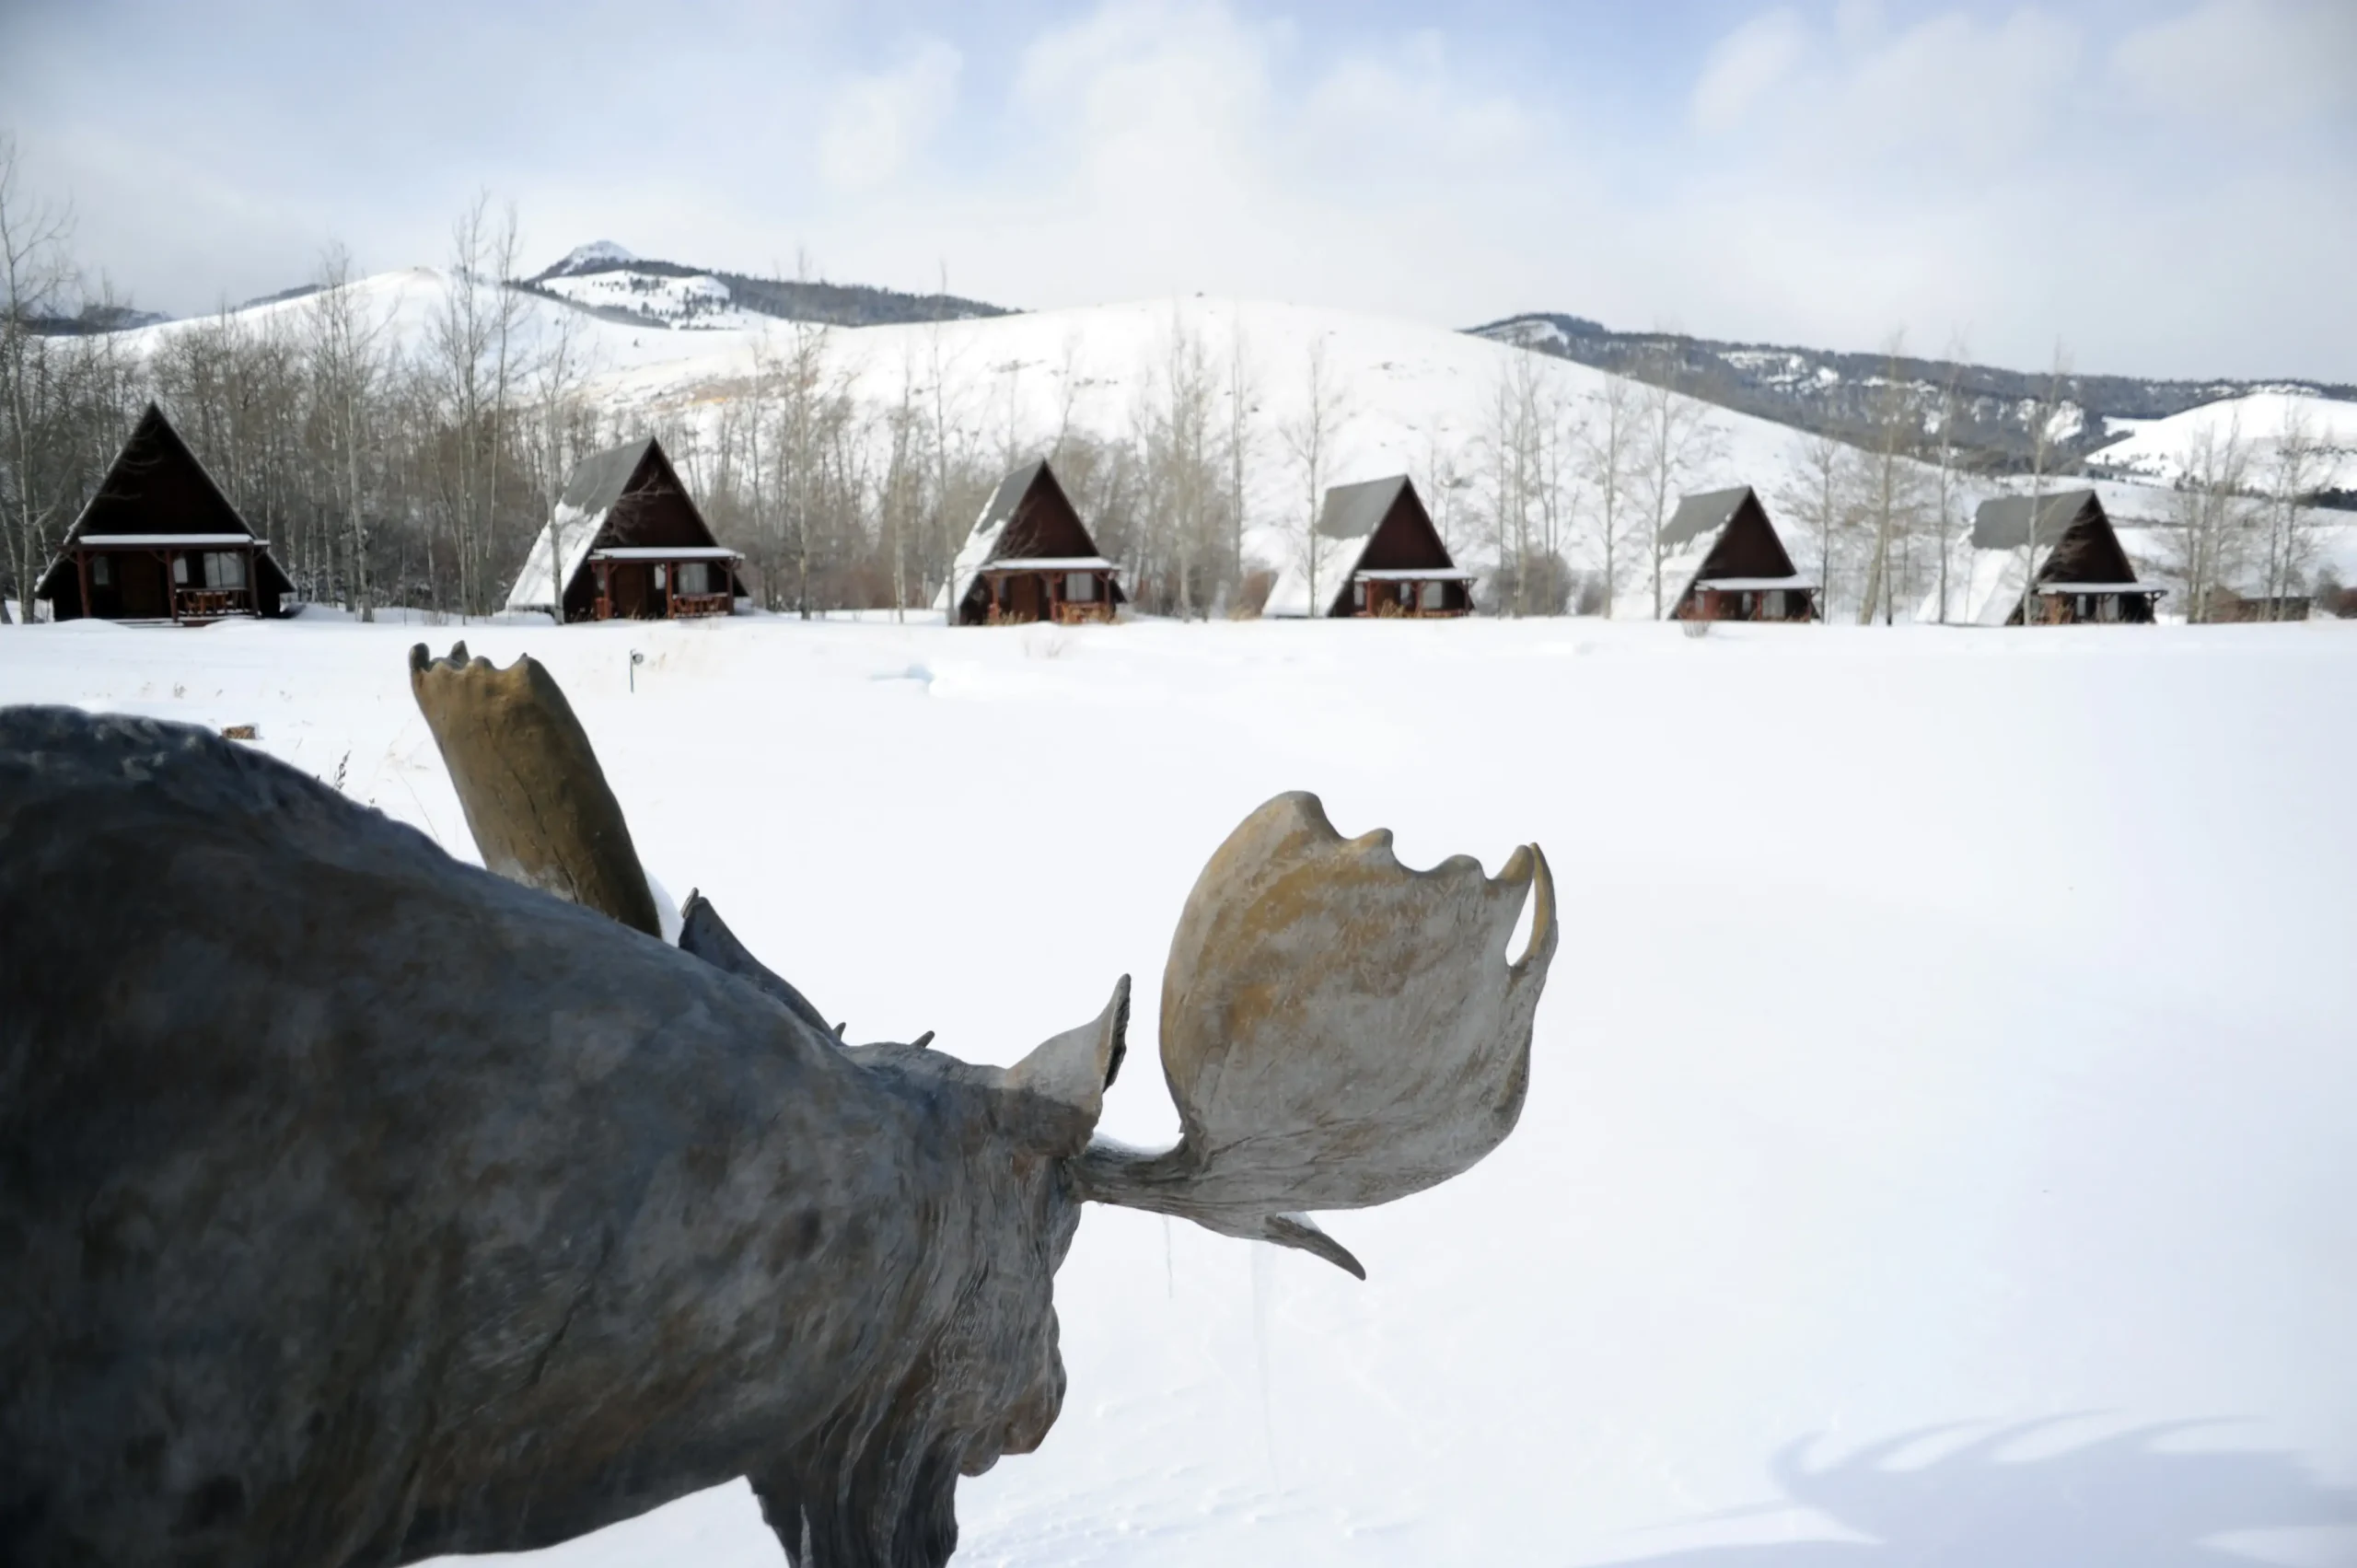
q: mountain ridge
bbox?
[1470,311,2357,479]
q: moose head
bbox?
[0,645,1555,1568]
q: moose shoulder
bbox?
[0,649,1554,1568]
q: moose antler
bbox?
[408,643,664,937]
[1074,792,1556,1278]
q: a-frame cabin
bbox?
[1277,475,1471,618]
[505,436,746,622]
[36,404,293,622]
[1659,486,1817,621]
[944,459,1125,625]
[1927,490,2162,625]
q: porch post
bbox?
[74,549,91,621]
[165,551,180,623]
[248,546,261,617]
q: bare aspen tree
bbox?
[430,198,493,615]
[1278,334,1345,617]
[1141,310,1220,617]
[1634,356,1716,619]
[1420,424,1471,561]
[995,355,1023,473]
[532,295,591,622]
[1927,340,1972,623]
[1489,348,1551,616]
[307,244,391,618]
[784,319,834,617]
[1224,317,1254,598]
[1051,329,1083,461]
[2016,345,2073,624]
[1577,376,1639,617]
[1534,381,1574,615]
[484,203,526,612]
[1854,332,1923,625]
[0,134,81,621]
[886,349,922,621]
[927,263,959,620]
[2165,412,2251,622]
[1779,431,1851,621]
[2261,401,2326,615]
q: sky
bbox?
[3,0,2353,381]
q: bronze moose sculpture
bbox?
[0,644,1555,1567]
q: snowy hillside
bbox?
[528,267,765,331]
[116,272,2351,610]
[2087,390,2357,495]
[4,611,2353,1566]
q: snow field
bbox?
[4,612,2354,1565]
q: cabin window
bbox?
[1419,580,1443,610]
[1736,591,1757,618]
[171,554,189,586]
[677,563,712,595]
[91,555,112,587]
[654,564,668,590]
[1067,572,1097,602]
[203,552,246,589]
[1353,581,1367,608]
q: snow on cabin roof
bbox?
[1972,490,2100,551]
[978,555,1115,573]
[1353,566,1475,581]
[1689,575,1815,592]
[1316,475,1411,541]
[507,437,659,613]
[75,534,268,548]
[1658,486,1756,550]
[587,546,741,562]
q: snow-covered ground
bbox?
[6,610,2353,1565]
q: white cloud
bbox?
[2112,0,2357,127]
[1691,9,1807,135]
[1689,6,2082,168]
[817,37,962,192]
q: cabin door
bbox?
[610,564,653,619]
[1005,574,1042,622]
[117,554,168,619]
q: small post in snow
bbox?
[628,649,644,693]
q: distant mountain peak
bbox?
[534,241,638,280]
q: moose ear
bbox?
[1004,975,1130,1128]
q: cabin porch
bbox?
[1343,568,1473,618]
[1680,576,1818,622]
[980,559,1119,625]
[64,535,267,623]
[2022,584,2162,624]
[586,547,742,621]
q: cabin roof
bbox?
[560,437,657,518]
[1971,489,2100,551]
[1658,486,1756,550]
[58,404,261,546]
[1316,475,1412,541]
[973,460,1048,540]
